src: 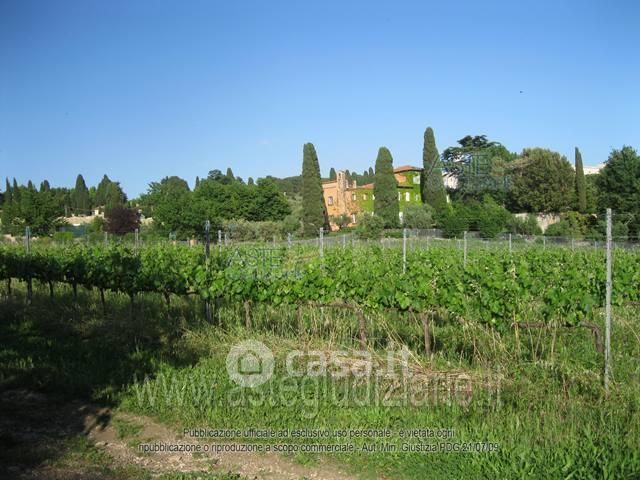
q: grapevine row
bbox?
[1,244,638,329]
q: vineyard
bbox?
[2,242,639,328]
[1,241,640,479]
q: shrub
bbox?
[437,206,469,238]
[507,214,542,235]
[475,196,510,238]
[402,203,434,229]
[544,212,591,238]
[355,213,385,239]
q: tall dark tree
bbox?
[247,177,255,186]
[195,176,200,188]
[301,143,326,236]
[226,168,235,181]
[72,174,91,214]
[104,181,126,211]
[4,178,12,204]
[12,178,20,202]
[421,127,448,213]
[368,167,374,177]
[373,147,399,227]
[40,180,51,192]
[329,168,337,180]
[95,175,112,206]
[575,147,587,213]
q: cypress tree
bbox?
[302,143,326,236]
[226,168,235,181]
[421,127,448,213]
[73,174,91,214]
[4,178,12,204]
[104,182,126,211]
[575,147,587,213]
[248,177,255,186]
[40,180,50,192]
[329,168,337,180]
[368,167,374,177]
[12,178,20,202]
[373,147,399,227]
[95,175,111,206]
[195,176,200,188]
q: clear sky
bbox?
[1,0,638,197]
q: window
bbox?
[352,193,357,201]
[327,196,333,206]
[351,214,357,223]
[372,194,375,200]
[415,193,420,201]
[363,194,367,200]
[413,175,421,184]
[405,192,410,201]
[398,192,401,200]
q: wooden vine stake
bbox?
[421,312,432,357]
[356,308,367,350]
[244,300,252,330]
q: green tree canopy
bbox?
[373,146,399,228]
[507,148,575,213]
[72,174,91,214]
[442,135,515,203]
[575,147,587,213]
[301,143,326,236]
[421,127,448,213]
[597,146,640,237]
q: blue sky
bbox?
[1,0,638,197]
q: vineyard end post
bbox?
[604,208,612,394]
[463,231,467,267]
[402,228,407,274]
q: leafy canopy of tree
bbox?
[373,146,399,228]
[104,205,140,235]
[1,178,67,235]
[596,145,640,237]
[442,134,516,203]
[507,148,574,213]
[138,174,291,239]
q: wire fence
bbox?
[3,225,640,252]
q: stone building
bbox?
[322,166,423,230]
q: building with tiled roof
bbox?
[322,166,424,230]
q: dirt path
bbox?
[0,389,359,480]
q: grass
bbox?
[0,280,639,479]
